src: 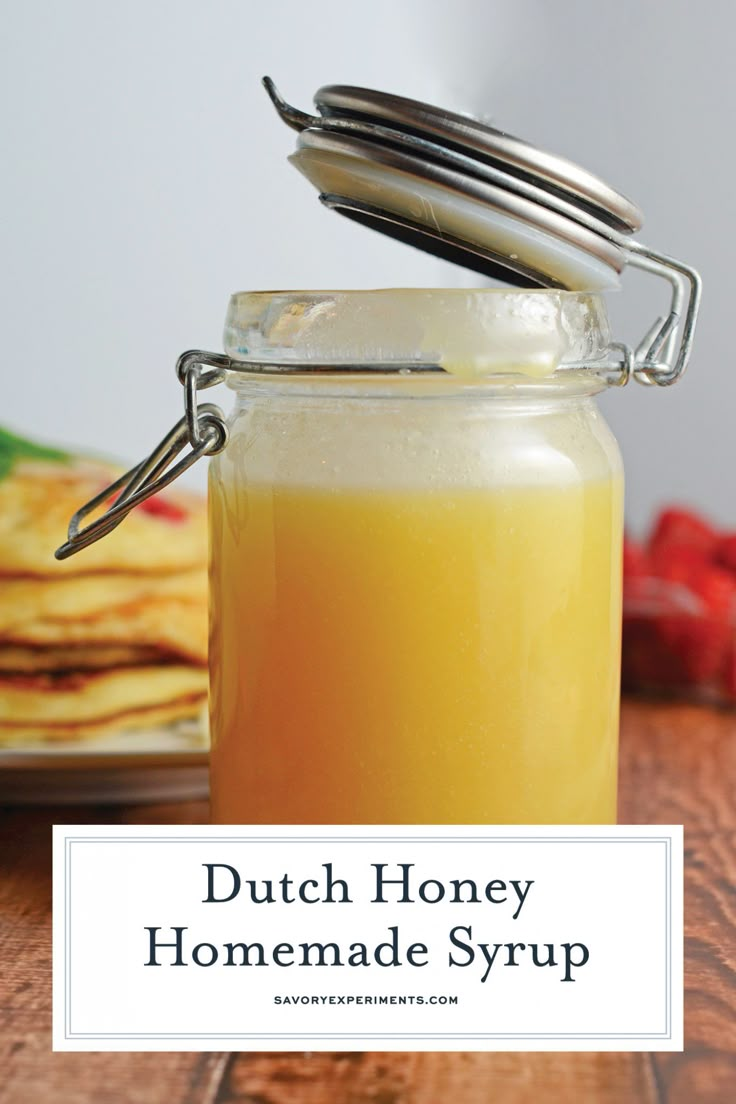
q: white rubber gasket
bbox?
[291,145,622,292]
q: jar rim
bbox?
[223,288,611,380]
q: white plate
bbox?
[0,718,209,805]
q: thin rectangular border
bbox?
[59,831,677,1043]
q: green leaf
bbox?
[0,425,72,481]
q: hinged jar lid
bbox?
[263,76,701,386]
[264,77,642,291]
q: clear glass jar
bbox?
[208,289,623,825]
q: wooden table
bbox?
[1,699,734,1103]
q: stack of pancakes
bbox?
[0,433,209,746]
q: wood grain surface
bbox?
[0,698,734,1104]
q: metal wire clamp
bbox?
[52,294,700,562]
[54,352,229,560]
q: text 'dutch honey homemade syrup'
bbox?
[56,79,701,827]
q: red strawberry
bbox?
[623,535,648,579]
[656,565,735,687]
[715,533,736,576]
[658,612,731,686]
[623,574,684,615]
[139,493,189,523]
[624,505,736,696]
[622,615,679,689]
[722,641,736,702]
[648,506,717,556]
[688,563,736,620]
[649,540,710,585]
[105,486,188,524]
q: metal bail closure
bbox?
[54,352,230,560]
[263,76,702,387]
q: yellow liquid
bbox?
[209,474,623,824]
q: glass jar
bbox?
[207,288,623,825]
[53,79,701,826]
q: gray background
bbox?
[2,0,732,532]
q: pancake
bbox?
[4,599,208,665]
[0,644,164,673]
[0,455,207,576]
[0,429,211,749]
[0,665,208,726]
[0,569,207,634]
[0,699,208,745]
